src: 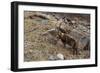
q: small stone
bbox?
[48,55,55,61]
[57,53,64,60]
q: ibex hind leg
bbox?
[72,45,78,56]
[63,43,66,48]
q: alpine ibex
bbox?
[56,18,78,55]
[56,17,90,55]
[57,30,78,55]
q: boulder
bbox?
[68,30,90,51]
[78,36,90,50]
[42,28,59,45]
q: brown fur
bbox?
[56,19,78,55]
[57,28,78,55]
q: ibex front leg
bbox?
[72,41,78,55]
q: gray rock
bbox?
[48,55,56,61]
[68,29,90,50]
[48,53,64,61]
[79,36,90,50]
[42,28,59,45]
[56,53,64,60]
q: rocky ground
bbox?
[24,11,90,62]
